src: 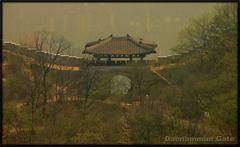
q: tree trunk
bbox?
[42,73,48,116]
[84,92,89,105]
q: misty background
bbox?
[3,3,217,58]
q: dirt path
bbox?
[118,102,132,144]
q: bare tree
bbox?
[127,63,149,103]
[24,63,42,142]
[80,61,98,105]
[34,30,71,115]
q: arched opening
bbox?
[111,74,131,96]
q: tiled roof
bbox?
[83,34,157,55]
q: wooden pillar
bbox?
[97,57,100,61]
[94,54,100,65]
[108,55,111,65]
[140,54,145,61]
[129,55,132,61]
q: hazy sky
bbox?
[3,3,218,57]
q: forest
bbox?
[2,4,237,144]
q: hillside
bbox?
[2,4,237,145]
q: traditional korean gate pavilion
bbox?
[82,34,157,64]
